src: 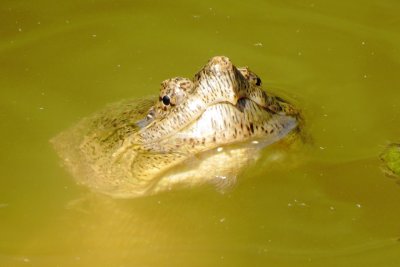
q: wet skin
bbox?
[52,56,301,198]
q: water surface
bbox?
[1,0,400,266]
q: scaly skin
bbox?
[135,56,274,143]
[52,56,301,198]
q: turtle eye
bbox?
[162,95,170,106]
[256,77,262,86]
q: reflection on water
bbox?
[1,0,400,266]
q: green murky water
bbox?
[1,0,400,266]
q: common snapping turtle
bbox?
[52,56,301,198]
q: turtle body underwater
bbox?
[52,56,302,198]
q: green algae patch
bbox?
[381,143,400,177]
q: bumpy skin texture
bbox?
[132,56,275,143]
[146,77,194,121]
[380,143,400,177]
[52,56,301,198]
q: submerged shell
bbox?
[52,96,299,198]
[51,97,156,196]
